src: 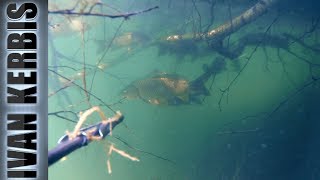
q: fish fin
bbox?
[177,94,189,102]
[149,69,168,77]
[168,97,186,105]
[190,96,203,105]
[190,80,210,97]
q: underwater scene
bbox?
[48,0,320,179]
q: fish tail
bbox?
[190,57,226,96]
[190,79,210,97]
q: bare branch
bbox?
[49,5,159,20]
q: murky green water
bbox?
[48,0,320,179]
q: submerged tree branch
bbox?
[165,0,278,42]
[49,5,159,19]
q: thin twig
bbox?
[48,69,116,113]
[218,16,279,111]
[49,6,159,20]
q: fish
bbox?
[114,32,150,47]
[121,57,226,105]
[121,73,190,105]
[95,31,151,54]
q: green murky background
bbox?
[48,0,320,179]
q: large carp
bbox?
[121,57,226,105]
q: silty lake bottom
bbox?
[48,0,320,179]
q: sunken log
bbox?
[165,0,278,43]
